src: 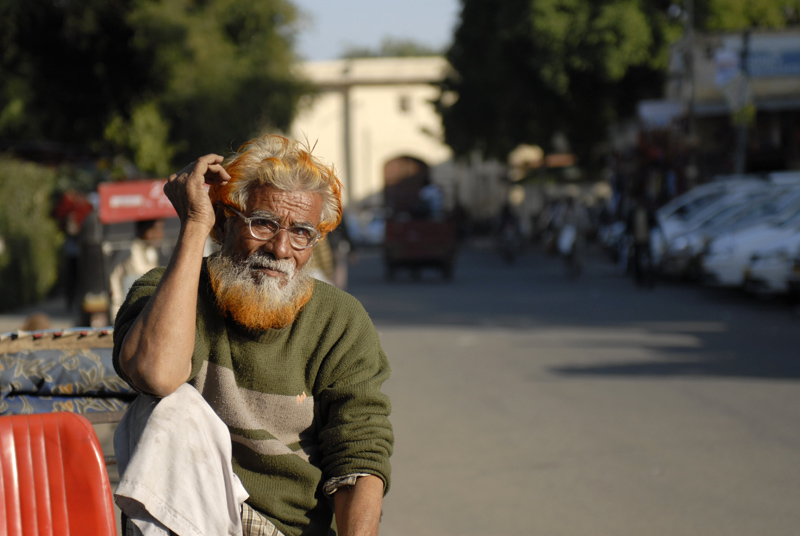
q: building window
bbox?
[399,95,411,113]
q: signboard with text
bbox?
[97,179,176,224]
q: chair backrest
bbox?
[0,412,117,536]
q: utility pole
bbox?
[733,31,751,175]
[679,0,701,191]
[684,0,696,141]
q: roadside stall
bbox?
[75,179,179,327]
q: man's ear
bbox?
[213,204,229,242]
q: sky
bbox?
[290,0,461,61]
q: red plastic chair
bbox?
[0,412,117,535]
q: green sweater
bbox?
[113,264,393,536]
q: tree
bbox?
[438,0,680,174]
[439,0,800,174]
[0,0,311,176]
[0,158,63,311]
[0,0,153,148]
[119,0,312,171]
[342,37,443,59]
[698,0,800,30]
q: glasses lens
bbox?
[247,215,319,249]
[288,226,319,249]
[249,218,280,240]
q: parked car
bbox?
[702,207,800,288]
[743,233,800,295]
[662,185,800,279]
[652,176,768,264]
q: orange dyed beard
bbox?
[207,247,314,331]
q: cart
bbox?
[381,156,459,281]
[384,216,457,281]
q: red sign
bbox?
[97,180,177,224]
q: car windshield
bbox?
[777,205,800,227]
[701,203,750,228]
[672,192,725,220]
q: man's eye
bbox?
[252,218,278,232]
[290,227,314,238]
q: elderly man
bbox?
[113,135,393,536]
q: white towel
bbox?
[114,383,250,536]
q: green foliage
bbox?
[699,0,800,30]
[438,0,800,174]
[0,0,311,176]
[105,101,178,178]
[120,0,311,168]
[0,0,153,145]
[0,158,64,311]
[439,0,679,170]
[342,37,443,58]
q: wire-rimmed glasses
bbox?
[227,206,321,250]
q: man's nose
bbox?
[261,228,293,259]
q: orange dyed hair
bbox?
[209,135,343,242]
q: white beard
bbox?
[206,239,314,331]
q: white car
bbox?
[663,186,800,278]
[656,175,764,223]
[652,176,768,264]
[702,208,800,287]
[744,233,800,295]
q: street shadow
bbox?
[347,240,800,381]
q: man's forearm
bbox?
[118,223,208,396]
[334,474,384,536]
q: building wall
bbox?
[289,57,507,219]
[347,83,451,205]
[668,29,800,114]
[665,29,800,173]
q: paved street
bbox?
[3,238,799,535]
[346,240,800,536]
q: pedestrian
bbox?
[108,218,164,321]
[626,195,657,288]
[113,135,393,536]
[556,196,590,278]
[52,191,92,312]
[327,219,354,290]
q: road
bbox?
[3,238,798,535]
[346,240,800,536]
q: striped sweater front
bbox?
[113,264,393,536]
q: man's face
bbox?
[143,220,165,245]
[229,186,323,285]
[206,186,323,331]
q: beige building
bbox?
[290,56,507,222]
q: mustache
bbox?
[245,252,296,278]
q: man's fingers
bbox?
[167,154,228,186]
[200,153,224,164]
[189,155,229,184]
[206,163,231,183]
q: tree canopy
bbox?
[437,0,800,174]
[0,0,311,177]
[342,37,444,59]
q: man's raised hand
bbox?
[164,154,231,233]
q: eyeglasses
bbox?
[227,207,321,250]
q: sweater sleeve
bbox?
[314,300,394,493]
[111,267,166,389]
